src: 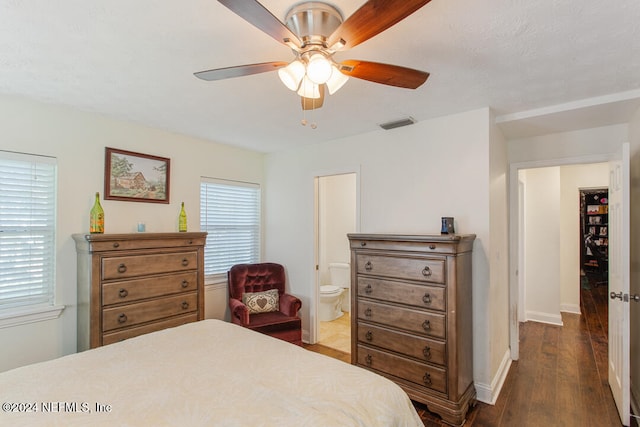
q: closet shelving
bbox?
[581,189,608,272]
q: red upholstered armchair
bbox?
[227,263,303,346]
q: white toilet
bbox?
[319,262,351,321]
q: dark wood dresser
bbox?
[348,233,475,427]
[73,232,206,351]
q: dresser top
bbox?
[73,232,207,242]
[347,233,475,242]
[72,232,208,253]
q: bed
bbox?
[0,319,423,426]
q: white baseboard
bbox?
[475,348,512,404]
[525,310,563,326]
[560,303,581,314]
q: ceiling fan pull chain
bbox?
[310,98,317,129]
[301,102,308,126]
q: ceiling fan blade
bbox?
[194,61,288,81]
[218,0,301,49]
[328,0,432,50]
[339,60,429,89]
[301,85,325,110]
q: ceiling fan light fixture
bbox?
[306,53,332,84]
[325,65,349,94]
[297,76,321,99]
[278,59,305,91]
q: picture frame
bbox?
[104,147,170,203]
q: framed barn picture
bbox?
[104,147,170,203]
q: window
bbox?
[200,178,260,280]
[0,151,57,311]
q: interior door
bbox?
[608,142,630,426]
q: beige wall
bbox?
[0,94,264,372]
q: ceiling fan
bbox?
[194,0,432,111]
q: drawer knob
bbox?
[365,330,373,341]
[181,280,189,288]
[365,354,373,365]
[364,261,373,271]
[181,301,189,310]
[365,284,373,294]
[117,313,127,324]
[422,293,432,304]
[181,258,189,267]
[364,307,372,317]
[429,244,436,250]
[422,266,432,277]
[423,373,432,386]
[118,288,128,298]
[423,346,432,360]
[422,320,431,331]
[117,263,127,273]
[360,242,367,247]
[113,242,120,248]
[188,240,193,244]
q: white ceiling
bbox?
[1,0,639,152]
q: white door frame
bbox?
[508,153,611,360]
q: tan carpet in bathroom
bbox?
[318,312,351,354]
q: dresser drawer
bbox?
[356,254,444,284]
[102,272,198,306]
[358,322,446,366]
[358,300,445,339]
[102,251,198,280]
[102,292,198,332]
[102,313,198,345]
[357,277,445,311]
[350,236,467,255]
[358,345,447,394]
[88,235,206,252]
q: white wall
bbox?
[0,94,264,372]
[509,124,629,163]
[318,174,356,285]
[487,114,510,402]
[522,167,563,324]
[559,163,609,313]
[264,108,502,395]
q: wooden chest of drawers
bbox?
[348,233,475,427]
[73,232,207,351]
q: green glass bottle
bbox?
[178,202,187,232]
[90,192,104,234]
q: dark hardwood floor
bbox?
[305,273,632,426]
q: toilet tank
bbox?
[329,262,350,288]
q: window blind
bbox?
[200,178,260,277]
[0,151,57,310]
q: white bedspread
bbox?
[0,319,423,426]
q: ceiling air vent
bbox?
[379,117,416,130]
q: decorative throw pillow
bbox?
[243,289,279,314]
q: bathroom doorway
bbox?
[315,173,357,354]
